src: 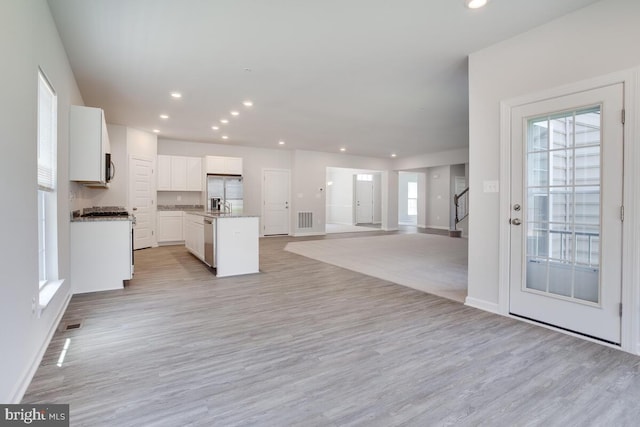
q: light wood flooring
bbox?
[23,232,640,426]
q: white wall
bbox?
[426,165,451,229]
[128,127,157,161]
[467,0,640,309]
[417,172,428,227]
[292,150,395,234]
[157,191,202,206]
[372,172,382,224]
[0,0,83,402]
[394,148,469,171]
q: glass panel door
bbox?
[509,83,623,344]
[525,107,601,304]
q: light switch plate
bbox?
[483,180,499,193]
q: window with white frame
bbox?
[37,69,60,305]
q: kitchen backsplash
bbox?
[157,191,203,206]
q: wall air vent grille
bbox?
[297,212,313,229]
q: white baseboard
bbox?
[10,292,71,403]
[382,227,399,231]
[157,241,185,246]
[464,296,499,314]
[293,231,326,237]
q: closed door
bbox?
[263,169,290,235]
[129,156,154,249]
[355,177,374,224]
[509,84,624,344]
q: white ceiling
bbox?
[47,0,599,159]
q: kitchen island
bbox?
[184,211,259,277]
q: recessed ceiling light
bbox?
[222,135,229,140]
[391,153,397,158]
[230,111,239,117]
[170,92,182,98]
[220,119,229,124]
[211,126,219,130]
[160,114,169,119]
[243,100,253,107]
[340,147,346,152]
[465,0,488,9]
[278,140,285,145]
[153,129,160,133]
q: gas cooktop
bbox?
[81,206,130,217]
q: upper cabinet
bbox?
[70,105,111,186]
[157,155,172,191]
[186,157,202,190]
[157,155,202,191]
[205,156,243,175]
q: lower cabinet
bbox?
[71,220,133,294]
[184,213,204,260]
[157,211,184,244]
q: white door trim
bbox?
[497,68,639,354]
[129,154,156,248]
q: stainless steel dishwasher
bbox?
[204,217,215,267]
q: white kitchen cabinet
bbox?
[224,157,243,175]
[157,211,184,243]
[186,157,203,190]
[171,156,188,190]
[157,155,202,191]
[184,213,204,260]
[157,155,172,190]
[205,156,243,175]
[71,220,132,294]
[206,156,225,174]
[70,105,111,185]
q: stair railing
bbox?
[453,186,469,230]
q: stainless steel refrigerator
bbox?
[207,175,244,213]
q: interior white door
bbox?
[355,178,374,224]
[263,169,290,235]
[509,84,624,344]
[129,156,154,249]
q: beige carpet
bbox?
[325,223,381,234]
[285,233,468,302]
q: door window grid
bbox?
[525,106,601,303]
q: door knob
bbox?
[511,218,522,226]
[513,204,521,211]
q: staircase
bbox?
[450,186,469,238]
